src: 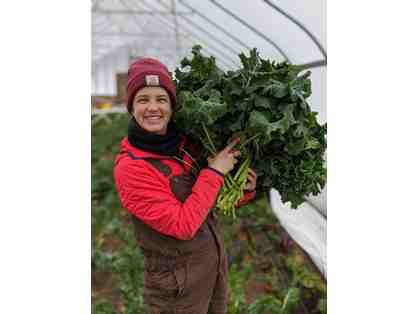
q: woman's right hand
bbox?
[208,138,241,175]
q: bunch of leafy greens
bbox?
[173,45,326,209]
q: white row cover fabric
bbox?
[269,188,327,278]
[307,185,327,217]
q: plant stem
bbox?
[240,133,262,149]
[202,123,217,155]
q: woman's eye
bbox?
[158,98,167,103]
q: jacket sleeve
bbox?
[235,190,257,208]
[114,160,224,240]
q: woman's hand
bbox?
[208,138,241,175]
[244,168,257,191]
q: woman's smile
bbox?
[132,86,173,135]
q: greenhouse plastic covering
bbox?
[270,189,326,277]
[92,0,327,272]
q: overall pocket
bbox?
[172,263,187,297]
[144,262,188,299]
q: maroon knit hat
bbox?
[126,58,176,113]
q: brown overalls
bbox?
[129,156,228,314]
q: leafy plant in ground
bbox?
[92,113,146,313]
[112,225,146,314]
[174,45,326,211]
[92,299,117,314]
[227,262,253,314]
[247,287,300,314]
[248,295,283,314]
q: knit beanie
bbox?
[126,58,177,113]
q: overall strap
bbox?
[126,151,172,177]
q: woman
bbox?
[114,58,257,314]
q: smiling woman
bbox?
[113,57,257,313]
[132,86,173,135]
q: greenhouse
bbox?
[92,1,327,313]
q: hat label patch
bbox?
[145,75,160,86]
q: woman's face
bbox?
[132,86,173,135]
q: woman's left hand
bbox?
[244,168,257,191]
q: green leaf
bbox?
[248,110,285,144]
[230,80,244,96]
[276,105,296,134]
[175,91,228,127]
[289,71,312,102]
[281,287,300,314]
[262,80,288,98]
[229,113,244,132]
[285,138,306,155]
[305,138,321,150]
[239,48,260,71]
[247,78,270,94]
[254,94,272,109]
[194,81,217,99]
[293,123,309,137]
[248,295,282,314]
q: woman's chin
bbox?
[144,124,166,135]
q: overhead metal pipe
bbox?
[137,0,239,67]
[299,59,327,70]
[93,32,188,38]
[171,0,181,60]
[155,0,242,59]
[178,0,252,52]
[263,0,327,60]
[93,9,194,16]
[209,0,290,62]
[124,0,239,68]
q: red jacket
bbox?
[114,137,255,240]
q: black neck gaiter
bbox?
[127,117,182,157]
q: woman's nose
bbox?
[147,101,159,110]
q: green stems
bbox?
[239,133,261,149]
[202,125,260,218]
[202,123,217,156]
[216,155,251,218]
